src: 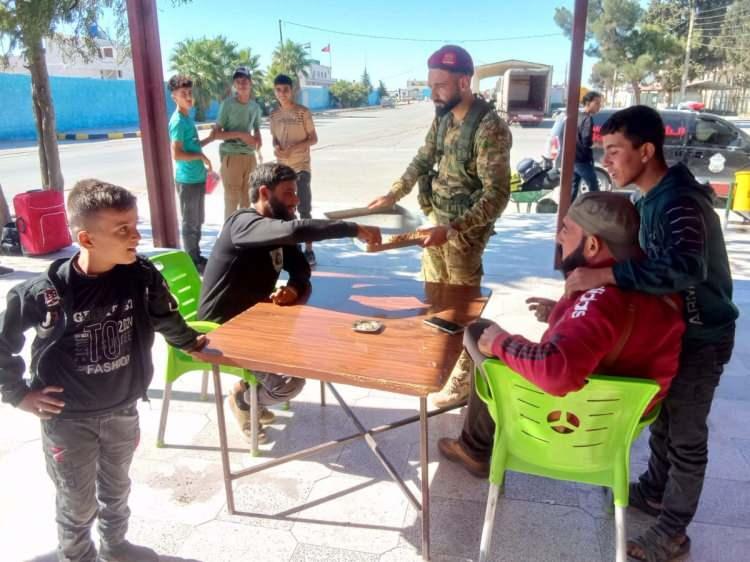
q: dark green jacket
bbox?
[612,163,737,343]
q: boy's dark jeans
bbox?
[42,404,139,562]
[176,181,206,263]
[571,161,599,202]
[639,331,734,537]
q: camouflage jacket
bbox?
[389,107,512,232]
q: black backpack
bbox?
[1,221,22,256]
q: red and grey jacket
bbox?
[491,285,685,408]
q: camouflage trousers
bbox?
[422,217,493,388]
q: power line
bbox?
[695,4,732,16]
[282,20,561,44]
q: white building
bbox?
[5,36,134,80]
[299,60,334,87]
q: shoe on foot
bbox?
[304,249,316,266]
[259,406,276,424]
[225,394,268,444]
[98,540,158,562]
[437,437,490,479]
[429,370,470,408]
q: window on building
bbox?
[102,47,114,58]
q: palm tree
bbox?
[270,40,313,85]
[170,37,262,121]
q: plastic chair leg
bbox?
[200,371,209,401]
[156,380,173,448]
[249,382,260,456]
[614,505,627,562]
[478,481,501,562]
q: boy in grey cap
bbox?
[213,66,263,219]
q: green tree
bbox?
[361,67,372,93]
[714,0,750,107]
[0,0,131,190]
[377,80,388,97]
[270,40,312,85]
[170,37,262,121]
[555,0,681,104]
[643,1,732,102]
[330,80,368,108]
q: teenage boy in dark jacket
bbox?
[0,180,207,562]
[566,106,738,562]
[199,163,381,442]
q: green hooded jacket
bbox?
[612,163,738,344]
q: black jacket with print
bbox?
[0,255,200,414]
[199,208,358,324]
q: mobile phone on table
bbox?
[423,316,464,335]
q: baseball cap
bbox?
[567,192,642,261]
[232,66,252,80]
[427,45,474,76]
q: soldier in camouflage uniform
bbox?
[369,45,511,407]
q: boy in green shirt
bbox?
[214,66,263,219]
[168,74,215,271]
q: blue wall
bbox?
[297,87,331,111]
[0,73,218,141]
[367,91,381,106]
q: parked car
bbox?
[381,96,395,108]
[544,108,750,199]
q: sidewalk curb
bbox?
[57,130,142,141]
[53,105,388,142]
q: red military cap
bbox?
[427,45,474,75]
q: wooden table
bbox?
[195,271,490,560]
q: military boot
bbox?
[429,367,470,408]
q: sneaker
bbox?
[225,393,268,444]
[304,248,317,266]
[429,369,470,408]
[98,540,158,562]
[437,437,490,479]
[259,406,276,424]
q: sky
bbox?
[149,0,597,90]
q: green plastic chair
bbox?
[475,359,660,562]
[149,250,262,455]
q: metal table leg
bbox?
[212,365,235,514]
[420,397,430,561]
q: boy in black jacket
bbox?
[0,180,206,562]
[566,106,738,562]
[199,163,380,442]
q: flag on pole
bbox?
[321,44,330,53]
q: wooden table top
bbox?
[194,271,491,396]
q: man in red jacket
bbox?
[438,191,685,478]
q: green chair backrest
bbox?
[150,251,202,322]
[476,359,659,503]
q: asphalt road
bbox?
[0,102,553,213]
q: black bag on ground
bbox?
[0,221,22,256]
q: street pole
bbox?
[680,1,696,102]
[126,0,179,248]
[557,0,589,251]
[278,19,284,48]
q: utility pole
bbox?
[278,19,284,49]
[680,1,696,102]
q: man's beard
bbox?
[434,94,461,117]
[266,197,295,221]
[557,239,588,278]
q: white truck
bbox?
[495,66,552,126]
